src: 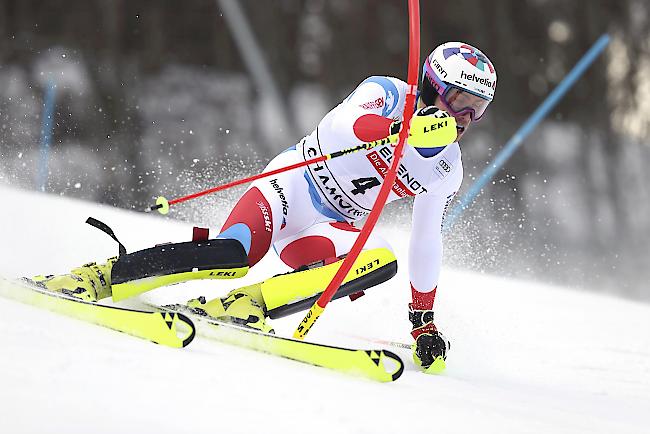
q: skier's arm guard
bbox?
[262,248,397,319]
[111,239,248,301]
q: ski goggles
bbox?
[423,65,492,121]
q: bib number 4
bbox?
[351,177,381,195]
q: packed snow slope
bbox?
[0,184,648,434]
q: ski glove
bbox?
[409,304,450,371]
[388,106,457,148]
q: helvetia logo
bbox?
[270,178,289,217]
[460,70,496,89]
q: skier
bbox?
[30,41,497,371]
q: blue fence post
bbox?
[444,33,611,230]
[38,79,57,192]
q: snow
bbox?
[0,184,648,433]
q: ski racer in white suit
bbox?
[31,42,496,372]
[218,41,498,369]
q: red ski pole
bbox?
[146,138,390,215]
[293,0,421,340]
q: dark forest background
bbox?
[1,0,649,300]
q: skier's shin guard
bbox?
[262,248,397,319]
[111,239,249,301]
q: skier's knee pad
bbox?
[111,239,249,301]
[262,248,397,319]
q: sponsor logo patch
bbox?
[460,70,496,89]
[367,147,429,196]
[441,191,457,230]
[256,201,273,233]
[270,178,289,219]
[434,157,453,179]
[432,58,448,79]
[360,97,385,110]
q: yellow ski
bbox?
[0,277,195,348]
[157,304,404,382]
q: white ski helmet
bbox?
[421,41,497,121]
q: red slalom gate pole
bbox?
[293,0,421,340]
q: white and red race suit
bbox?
[219,76,463,309]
